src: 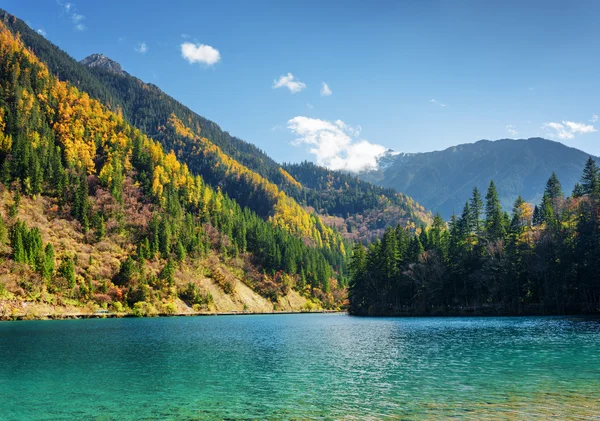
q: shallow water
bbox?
[0,314,598,420]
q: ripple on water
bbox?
[0,314,598,420]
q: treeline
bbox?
[0,22,344,310]
[349,159,600,316]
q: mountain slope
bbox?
[360,138,599,218]
[0,9,430,238]
[0,19,344,317]
[283,161,430,241]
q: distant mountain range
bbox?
[360,138,599,218]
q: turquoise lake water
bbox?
[0,314,598,420]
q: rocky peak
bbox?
[80,53,127,77]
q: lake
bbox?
[0,314,598,420]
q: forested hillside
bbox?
[0,9,430,239]
[360,138,600,219]
[0,19,347,318]
[349,160,600,316]
[283,161,431,241]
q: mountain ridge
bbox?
[0,9,431,240]
[360,137,599,218]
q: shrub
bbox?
[210,267,235,294]
[181,282,213,307]
[165,302,177,315]
[132,301,158,317]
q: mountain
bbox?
[360,138,599,219]
[79,53,127,77]
[0,10,430,243]
[282,161,430,241]
[0,15,348,318]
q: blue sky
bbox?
[4,0,600,170]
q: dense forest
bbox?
[0,19,347,316]
[0,9,430,239]
[349,160,600,316]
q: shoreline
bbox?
[5,309,600,322]
[348,308,600,318]
[1,309,346,322]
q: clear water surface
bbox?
[0,314,598,420]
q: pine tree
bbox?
[0,213,7,247]
[348,243,368,314]
[176,241,186,263]
[95,214,106,242]
[59,257,76,289]
[408,235,424,261]
[581,157,599,198]
[459,201,472,238]
[116,257,136,286]
[381,229,399,279]
[532,205,541,226]
[510,195,529,231]
[485,180,505,241]
[541,173,564,226]
[72,172,90,231]
[9,189,20,218]
[572,183,585,198]
[545,171,563,199]
[1,159,11,185]
[469,187,484,234]
[428,213,446,252]
[42,243,55,281]
[158,218,171,257]
[160,259,176,286]
[11,224,26,263]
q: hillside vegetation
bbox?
[0,9,430,239]
[0,20,343,318]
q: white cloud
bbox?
[563,121,596,134]
[135,42,148,54]
[37,28,47,37]
[57,1,86,31]
[181,42,221,65]
[273,73,306,94]
[306,103,314,109]
[543,120,597,140]
[430,99,446,107]
[506,125,518,136]
[320,82,332,96]
[590,114,598,123]
[287,116,386,172]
